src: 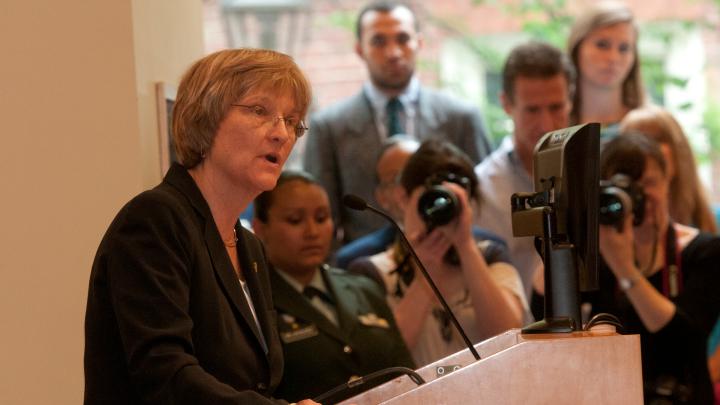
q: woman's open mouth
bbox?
[265,154,278,164]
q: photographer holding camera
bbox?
[348,140,528,366]
[587,133,720,404]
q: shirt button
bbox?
[343,345,353,354]
[257,382,267,391]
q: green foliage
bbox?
[327,10,356,34]
[323,1,719,161]
[466,1,572,140]
[639,21,695,105]
[501,0,573,48]
[454,1,715,145]
[704,100,720,151]
[483,102,513,147]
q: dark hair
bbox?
[400,139,479,200]
[355,1,419,41]
[502,41,576,103]
[254,170,320,223]
[600,132,666,182]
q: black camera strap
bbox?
[389,238,415,298]
[662,223,683,298]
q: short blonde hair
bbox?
[620,105,717,233]
[172,48,312,168]
[567,1,645,125]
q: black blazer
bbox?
[84,163,287,405]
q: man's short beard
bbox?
[371,73,413,92]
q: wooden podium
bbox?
[339,328,642,404]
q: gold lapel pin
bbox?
[253,262,258,273]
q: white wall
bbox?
[131,0,205,187]
[0,1,203,403]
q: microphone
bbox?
[342,194,370,211]
[342,194,481,361]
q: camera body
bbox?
[598,174,646,231]
[417,173,470,232]
[416,173,471,265]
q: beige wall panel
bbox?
[0,1,203,403]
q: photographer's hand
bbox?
[437,182,474,249]
[392,187,454,348]
[599,214,638,280]
[404,188,452,271]
[435,182,524,337]
[600,215,676,333]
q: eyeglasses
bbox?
[231,104,308,139]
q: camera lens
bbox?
[598,174,646,231]
[417,185,459,231]
[599,187,629,227]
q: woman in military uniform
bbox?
[253,170,415,403]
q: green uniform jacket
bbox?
[271,265,415,403]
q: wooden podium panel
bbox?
[340,329,642,404]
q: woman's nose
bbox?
[607,46,623,63]
[269,117,292,144]
[304,219,319,236]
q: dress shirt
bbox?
[475,136,543,299]
[239,278,267,353]
[363,76,420,139]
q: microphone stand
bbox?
[344,195,481,361]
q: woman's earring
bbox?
[200,146,205,159]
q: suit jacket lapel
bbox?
[350,86,441,140]
[203,221,268,354]
[415,88,441,138]
[237,227,275,354]
[324,269,360,338]
[270,269,347,343]
[163,164,270,357]
[347,90,379,138]
[236,227,285,379]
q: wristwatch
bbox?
[618,274,641,292]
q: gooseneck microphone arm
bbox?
[343,194,481,361]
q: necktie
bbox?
[303,286,335,306]
[386,97,404,137]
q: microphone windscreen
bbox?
[342,194,367,211]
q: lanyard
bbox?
[661,224,683,298]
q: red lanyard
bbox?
[661,224,683,298]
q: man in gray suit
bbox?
[304,1,491,243]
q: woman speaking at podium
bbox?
[84,49,319,405]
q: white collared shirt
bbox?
[238,278,268,353]
[363,76,420,139]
